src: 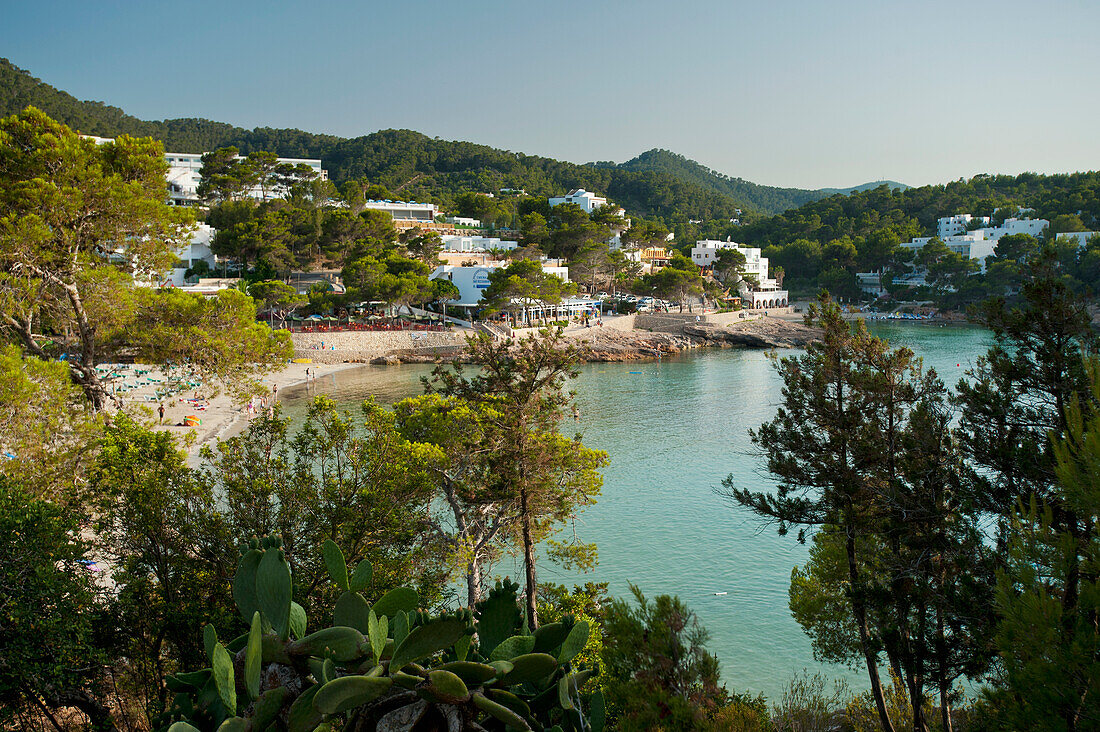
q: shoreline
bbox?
[128,361,362,460]
[161,314,980,458]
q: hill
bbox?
[0,58,748,222]
[736,171,1100,249]
[0,57,908,222]
[600,149,907,214]
[817,180,910,196]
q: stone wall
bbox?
[292,330,468,364]
[635,308,792,333]
[634,312,709,333]
[600,313,636,332]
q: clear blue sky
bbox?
[3,0,1098,189]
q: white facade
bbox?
[985,217,1048,240]
[691,240,787,307]
[691,241,778,287]
[1055,231,1100,248]
[691,240,738,266]
[165,155,204,207]
[937,214,990,239]
[84,136,326,207]
[445,216,482,227]
[549,189,608,214]
[901,215,1050,271]
[430,262,570,307]
[164,152,326,206]
[440,235,518,253]
[160,224,217,286]
[362,199,438,222]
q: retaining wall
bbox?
[292,330,468,364]
[635,308,793,333]
[634,312,708,333]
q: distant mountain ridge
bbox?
[599,149,908,214]
[0,57,906,218]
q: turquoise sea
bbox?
[281,322,996,700]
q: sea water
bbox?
[281,322,995,699]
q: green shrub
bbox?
[158,536,603,731]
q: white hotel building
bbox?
[362,199,438,222]
[898,216,1050,272]
[429,259,587,324]
[857,213,1091,295]
[549,189,608,213]
[163,152,327,207]
[690,240,789,308]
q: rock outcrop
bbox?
[683,318,822,349]
[568,328,698,361]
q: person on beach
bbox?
[158,403,165,423]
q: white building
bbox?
[440,235,518,253]
[900,216,1050,272]
[163,152,326,207]
[549,189,608,213]
[985,216,1048,241]
[362,199,438,222]
[445,216,482,228]
[1055,231,1100,248]
[691,240,738,267]
[691,240,788,308]
[937,214,991,239]
[858,213,1055,294]
[159,224,218,286]
[430,261,570,309]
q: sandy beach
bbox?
[103,360,362,458]
[117,311,815,458]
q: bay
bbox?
[280,322,995,699]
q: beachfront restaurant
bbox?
[507,297,601,325]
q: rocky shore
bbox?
[683,317,822,349]
[290,316,821,367]
[569,328,699,361]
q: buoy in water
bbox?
[629,371,642,374]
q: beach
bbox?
[127,312,814,458]
[102,361,362,457]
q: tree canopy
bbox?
[0,108,292,409]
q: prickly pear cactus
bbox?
[157,536,603,732]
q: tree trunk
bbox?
[847,529,896,732]
[48,689,116,731]
[467,558,483,607]
[73,364,109,412]
[900,594,928,732]
[907,673,928,732]
[520,486,538,630]
[936,591,953,732]
[940,684,952,732]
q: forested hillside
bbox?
[736,172,1100,248]
[0,58,746,222]
[5,55,1098,278]
[601,148,907,214]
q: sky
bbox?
[3,0,1099,189]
